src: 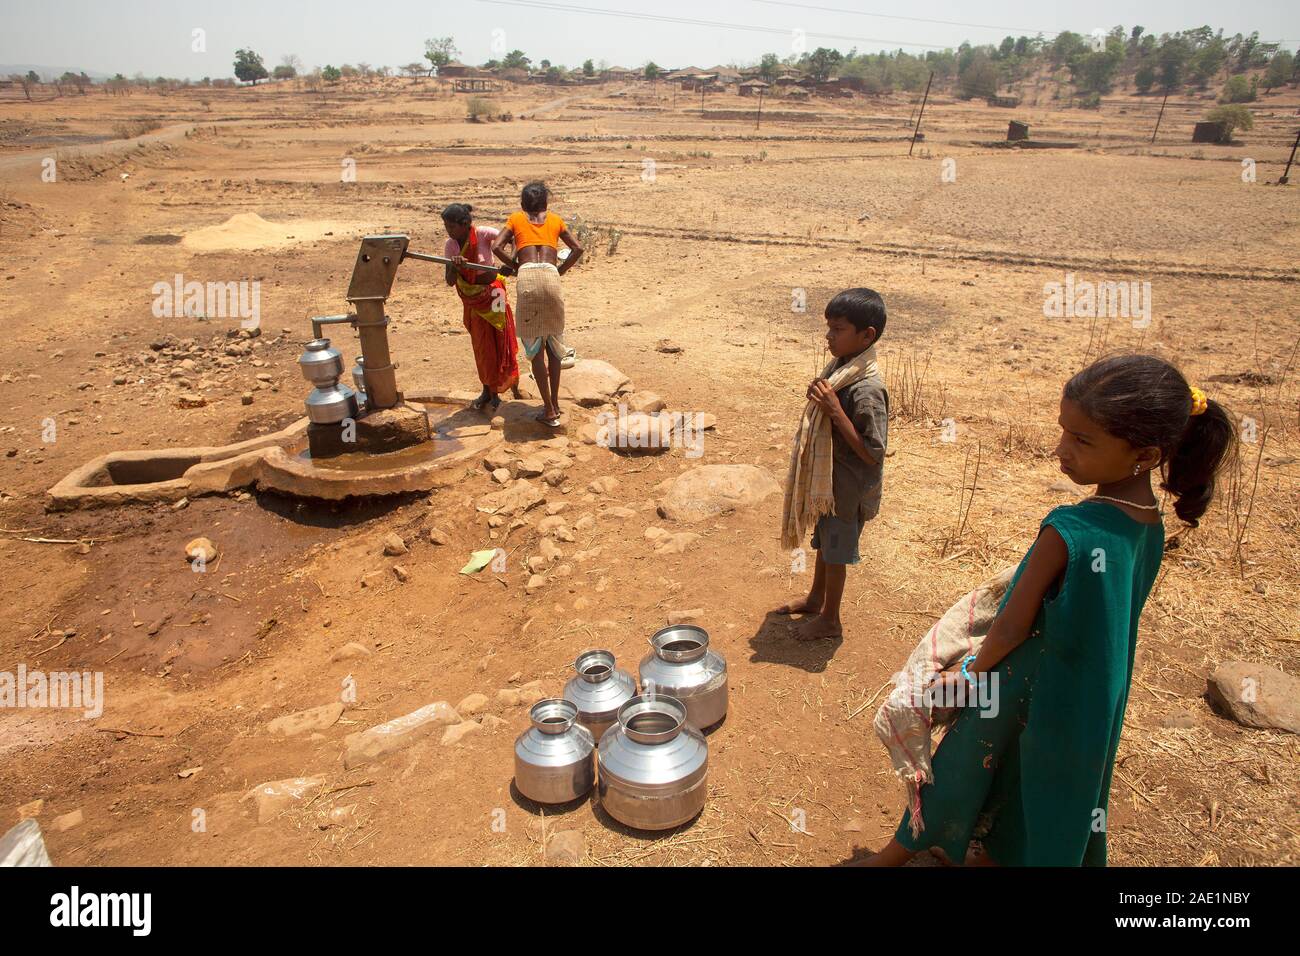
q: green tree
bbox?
[1134,63,1155,93]
[321,65,342,82]
[759,52,780,82]
[273,65,296,80]
[582,59,594,76]
[233,49,268,84]
[502,49,530,70]
[957,53,999,99]
[1205,104,1253,141]
[1220,74,1256,103]
[425,36,459,76]
[1265,51,1294,91]
[806,47,842,82]
[644,62,660,80]
[1156,36,1191,90]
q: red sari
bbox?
[452,226,519,395]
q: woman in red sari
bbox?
[441,203,521,412]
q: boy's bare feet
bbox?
[773,596,822,615]
[794,614,842,641]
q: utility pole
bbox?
[909,71,933,157]
[1150,88,1170,144]
[1280,127,1300,184]
[756,88,764,130]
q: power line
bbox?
[747,0,1061,39]
[475,0,958,51]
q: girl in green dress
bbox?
[863,354,1236,866]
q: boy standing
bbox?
[777,288,889,641]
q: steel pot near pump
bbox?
[513,698,595,804]
[597,694,708,831]
[562,649,636,741]
[298,338,358,424]
[639,624,728,731]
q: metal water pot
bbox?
[351,356,366,394]
[638,624,728,730]
[298,338,345,387]
[562,649,637,741]
[513,698,595,804]
[597,694,708,830]
[305,382,359,424]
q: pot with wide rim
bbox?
[562,649,637,741]
[513,698,595,804]
[596,694,707,830]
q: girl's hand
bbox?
[451,255,467,268]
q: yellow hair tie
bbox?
[1189,385,1208,416]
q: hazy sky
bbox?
[2,0,1297,79]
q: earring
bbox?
[1133,464,1141,476]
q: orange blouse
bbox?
[506,210,566,250]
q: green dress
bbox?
[895,501,1164,866]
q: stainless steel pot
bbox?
[562,649,637,741]
[305,382,359,424]
[513,698,595,804]
[597,694,708,831]
[298,338,345,387]
[351,356,366,394]
[638,624,728,730]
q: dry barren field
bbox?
[1,77,1297,866]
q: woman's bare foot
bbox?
[773,596,822,615]
[795,614,842,641]
[854,839,916,867]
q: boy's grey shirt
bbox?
[829,365,888,523]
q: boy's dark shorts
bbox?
[811,514,864,565]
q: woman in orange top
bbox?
[493,181,584,427]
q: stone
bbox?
[654,532,701,555]
[517,681,546,705]
[268,702,345,737]
[656,339,683,354]
[488,515,505,528]
[318,804,358,829]
[574,514,596,533]
[477,479,546,517]
[441,721,482,746]
[177,392,206,408]
[602,412,673,455]
[241,391,254,405]
[546,830,586,865]
[657,465,780,523]
[493,467,512,484]
[185,537,217,564]
[514,456,546,478]
[496,688,522,706]
[558,359,631,407]
[343,702,460,769]
[490,415,505,430]
[627,391,666,413]
[243,776,327,824]
[51,809,83,832]
[589,476,619,495]
[113,375,128,385]
[601,506,636,520]
[540,538,563,563]
[382,532,408,556]
[526,574,547,594]
[352,405,430,453]
[480,714,508,732]
[555,527,575,542]
[427,527,448,545]
[667,609,704,625]
[484,448,515,472]
[1206,661,1300,734]
[457,693,489,715]
[393,565,410,582]
[17,799,43,820]
[545,502,568,516]
[330,642,371,665]
[538,515,568,535]
[542,470,567,487]
[527,555,548,574]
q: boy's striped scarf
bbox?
[779,345,878,551]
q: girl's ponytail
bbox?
[1163,398,1236,527]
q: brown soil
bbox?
[1,77,1297,867]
